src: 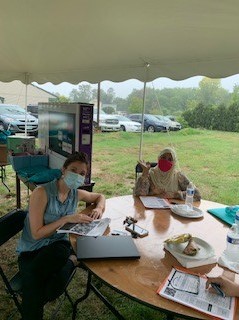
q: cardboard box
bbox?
[7,136,35,154]
[0,144,8,163]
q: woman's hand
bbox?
[64,213,93,224]
[156,190,175,199]
[88,207,104,220]
[138,160,151,176]
[206,276,239,297]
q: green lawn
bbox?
[91,128,239,205]
[0,128,238,319]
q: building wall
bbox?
[0,80,56,109]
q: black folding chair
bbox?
[0,209,76,319]
[135,162,157,181]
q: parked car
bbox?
[93,109,120,132]
[154,115,171,131]
[114,115,141,132]
[165,115,182,131]
[0,104,38,135]
[128,114,166,132]
[27,104,39,118]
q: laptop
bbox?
[139,196,170,209]
[76,236,141,260]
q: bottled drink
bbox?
[225,223,239,262]
[185,182,195,210]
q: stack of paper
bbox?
[164,244,217,268]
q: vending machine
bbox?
[38,102,93,184]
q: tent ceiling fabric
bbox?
[1,0,239,84]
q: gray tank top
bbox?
[17,179,78,254]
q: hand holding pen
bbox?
[206,276,239,298]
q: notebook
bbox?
[77,235,141,260]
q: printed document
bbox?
[157,267,236,320]
[57,218,111,236]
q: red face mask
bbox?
[158,158,173,172]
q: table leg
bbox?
[72,269,126,320]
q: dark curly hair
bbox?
[63,151,89,169]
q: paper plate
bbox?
[165,237,215,260]
[170,204,204,218]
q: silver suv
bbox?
[0,104,38,135]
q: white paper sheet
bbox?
[158,268,236,320]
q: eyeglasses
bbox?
[167,270,200,295]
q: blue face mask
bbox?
[63,171,85,189]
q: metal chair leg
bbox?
[72,271,92,320]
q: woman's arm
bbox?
[29,187,93,240]
[177,172,201,201]
[134,161,151,196]
[78,190,106,219]
[134,175,151,196]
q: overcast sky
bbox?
[34,74,239,99]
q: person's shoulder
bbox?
[32,185,47,197]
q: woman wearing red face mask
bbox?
[134,147,201,200]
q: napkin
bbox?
[164,244,217,268]
[218,251,239,274]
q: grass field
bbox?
[0,128,238,319]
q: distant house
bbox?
[0,80,57,108]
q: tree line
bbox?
[55,77,239,132]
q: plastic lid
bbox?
[187,181,194,189]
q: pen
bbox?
[210,282,226,298]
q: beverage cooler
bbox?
[38,103,93,184]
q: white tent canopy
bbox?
[1,0,239,85]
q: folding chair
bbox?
[135,162,157,181]
[0,209,76,319]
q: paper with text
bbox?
[157,267,236,320]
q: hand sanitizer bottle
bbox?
[185,182,195,210]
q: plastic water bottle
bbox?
[225,223,239,262]
[185,182,195,210]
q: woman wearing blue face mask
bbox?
[17,152,105,320]
[134,147,201,201]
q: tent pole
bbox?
[97,82,101,127]
[24,73,29,136]
[139,63,150,160]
